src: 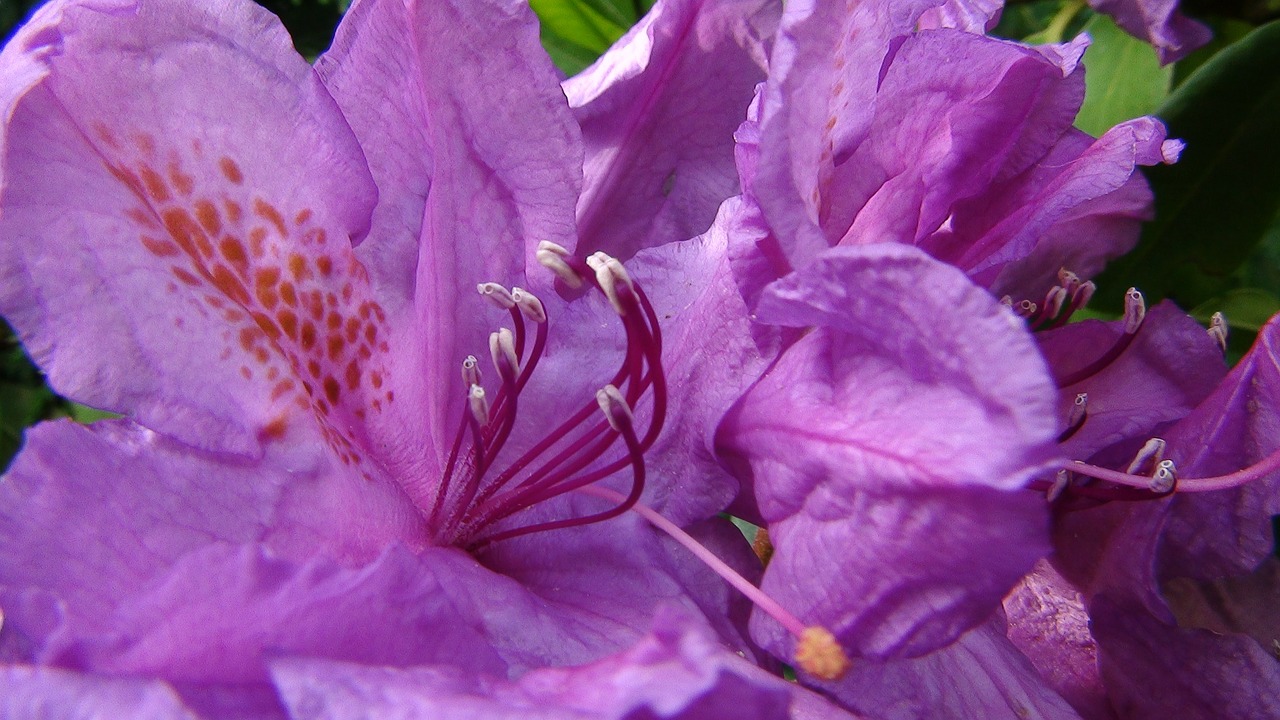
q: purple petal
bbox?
[1164,557,1280,657]
[1040,301,1226,464]
[1088,0,1212,64]
[316,0,584,495]
[719,244,1059,658]
[1003,561,1110,719]
[1159,314,1280,578]
[820,612,1082,720]
[0,0,394,457]
[271,606,794,720]
[0,419,427,651]
[1091,595,1280,717]
[0,666,197,720]
[566,0,778,258]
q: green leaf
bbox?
[531,0,633,75]
[1074,13,1171,137]
[1095,20,1280,312]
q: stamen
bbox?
[1056,287,1146,388]
[478,282,516,309]
[1015,299,1037,319]
[596,384,634,432]
[510,287,546,324]
[1057,392,1088,442]
[489,328,519,383]
[1208,312,1228,353]
[1046,469,1070,502]
[461,355,482,387]
[1150,459,1177,493]
[536,241,586,289]
[586,252,634,316]
[1069,446,1280,493]
[468,384,490,426]
[1126,438,1166,475]
[1030,285,1068,330]
[574,484,850,681]
[1057,268,1081,294]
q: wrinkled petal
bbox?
[1160,314,1280,578]
[0,0,391,459]
[0,666,197,720]
[272,607,793,720]
[0,420,426,649]
[821,613,1081,720]
[1088,0,1211,64]
[1164,557,1280,653]
[316,0,584,498]
[1003,561,1109,720]
[1091,595,1280,718]
[566,0,778,258]
[917,0,1003,32]
[719,244,1059,658]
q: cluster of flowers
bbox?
[0,0,1273,717]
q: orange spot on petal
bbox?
[219,156,244,185]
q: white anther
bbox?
[1015,299,1037,318]
[1150,459,1177,493]
[1043,285,1068,319]
[1123,288,1146,334]
[461,355,482,387]
[1126,437,1167,475]
[1047,469,1070,502]
[1071,280,1096,310]
[1208,312,1228,353]
[489,328,519,382]
[536,241,585,289]
[999,295,1014,308]
[468,384,490,426]
[586,252,635,316]
[1057,269,1081,293]
[595,384,634,432]
[478,282,516,310]
[510,287,546,323]
[1067,392,1088,426]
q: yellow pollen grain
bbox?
[795,626,851,681]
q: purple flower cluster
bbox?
[0,0,1270,718]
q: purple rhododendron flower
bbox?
[0,0,867,716]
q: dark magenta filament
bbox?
[427,265,668,549]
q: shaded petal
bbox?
[1088,0,1211,64]
[1003,561,1110,720]
[271,607,793,720]
[1091,595,1280,718]
[316,0,584,499]
[820,613,1081,720]
[1040,301,1226,464]
[829,30,1085,256]
[0,666,197,720]
[1160,315,1280,578]
[0,419,426,648]
[0,0,392,460]
[566,0,778,258]
[719,244,1059,658]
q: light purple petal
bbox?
[820,613,1082,720]
[719,244,1059,658]
[917,0,1003,32]
[0,666,197,720]
[1088,0,1211,64]
[0,420,426,651]
[316,0,584,500]
[271,606,793,720]
[0,0,393,458]
[566,0,778,258]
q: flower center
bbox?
[425,245,667,549]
